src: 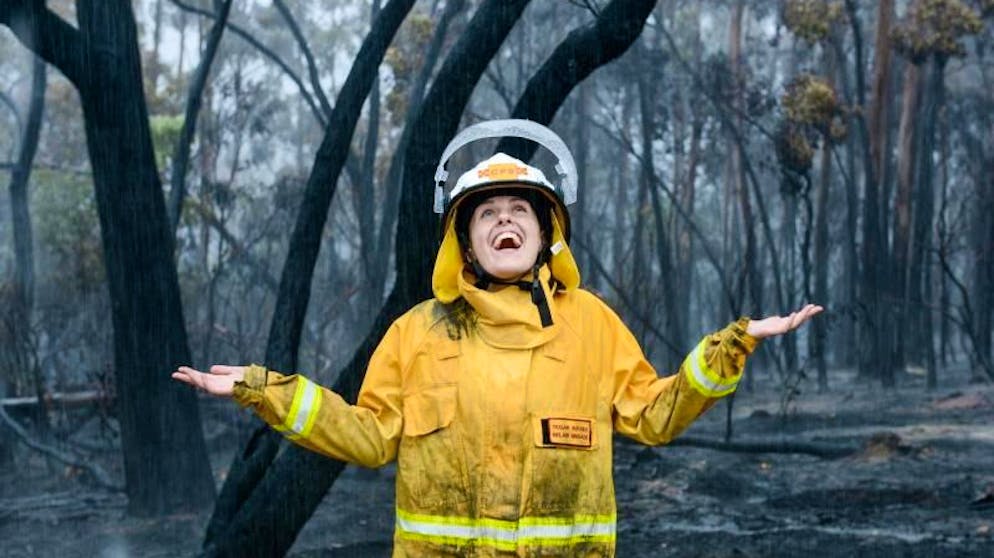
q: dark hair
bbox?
[454,187,553,251]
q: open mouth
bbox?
[492,231,522,251]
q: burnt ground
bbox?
[1,365,992,557]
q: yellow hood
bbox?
[431,205,580,303]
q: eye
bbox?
[513,203,529,214]
[479,207,495,219]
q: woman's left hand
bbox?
[746,303,824,340]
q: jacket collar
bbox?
[457,264,561,349]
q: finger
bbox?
[210,365,241,375]
[177,365,202,375]
[172,372,204,391]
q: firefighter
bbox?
[173,120,822,557]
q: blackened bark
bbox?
[892,61,922,375]
[496,0,657,159]
[1,0,218,514]
[372,0,466,302]
[637,53,683,366]
[262,0,416,374]
[8,56,44,343]
[203,0,417,549]
[911,56,946,388]
[2,55,45,463]
[356,0,382,319]
[858,0,895,386]
[76,0,216,516]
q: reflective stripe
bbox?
[396,509,615,550]
[683,338,739,397]
[274,376,322,440]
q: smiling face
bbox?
[466,194,544,280]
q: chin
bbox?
[484,259,533,280]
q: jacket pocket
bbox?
[526,413,610,516]
[398,385,468,510]
[402,384,456,436]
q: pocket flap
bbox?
[403,385,457,437]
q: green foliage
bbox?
[31,169,105,293]
[776,74,848,175]
[782,0,845,43]
[892,0,984,63]
[149,114,184,172]
[384,11,435,125]
[781,74,846,137]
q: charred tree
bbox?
[202,0,418,551]
[0,0,215,515]
[2,54,45,463]
[496,0,658,158]
[891,58,923,375]
[859,0,895,386]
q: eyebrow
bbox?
[478,196,527,208]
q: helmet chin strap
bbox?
[464,251,554,328]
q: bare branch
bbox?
[168,0,233,234]
[168,0,327,127]
[0,404,122,491]
[0,89,24,139]
[272,0,332,117]
[0,0,84,87]
[573,235,683,357]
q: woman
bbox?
[173,120,821,557]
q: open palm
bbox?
[172,365,246,397]
[745,303,824,340]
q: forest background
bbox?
[1,0,993,556]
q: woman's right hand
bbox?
[172,365,246,397]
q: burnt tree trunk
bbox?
[2,0,218,515]
[637,48,682,365]
[203,0,417,551]
[859,0,896,386]
[892,60,923,375]
[371,0,466,310]
[2,54,45,464]
[911,55,946,389]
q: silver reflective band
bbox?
[396,512,616,544]
[277,376,321,439]
[433,119,578,213]
[687,341,737,396]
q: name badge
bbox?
[540,417,593,449]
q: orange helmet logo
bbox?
[477,163,528,180]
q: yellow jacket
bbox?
[233,266,758,557]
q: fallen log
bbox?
[668,435,858,458]
[1,390,113,409]
[0,404,122,491]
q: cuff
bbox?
[728,316,761,357]
[232,363,268,407]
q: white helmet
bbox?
[430,120,581,304]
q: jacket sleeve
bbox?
[611,317,759,446]
[231,322,405,468]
